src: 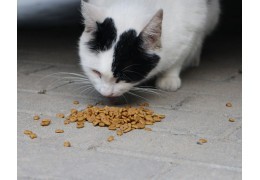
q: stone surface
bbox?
[18,30,242,179]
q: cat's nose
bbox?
[104,94,114,98]
[100,88,114,97]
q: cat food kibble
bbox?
[24,130,33,135]
[65,105,166,136]
[24,130,37,139]
[41,119,51,126]
[56,113,65,118]
[29,133,37,139]
[144,128,152,131]
[55,129,64,133]
[229,118,235,122]
[226,102,232,107]
[73,101,79,105]
[197,138,208,145]
[64,141,71,147]
[33,115,40,120]
[107,136,114,142]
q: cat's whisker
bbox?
[79,86,95,95]
[73,84,94,94]
[133,88,162,96]
[127,91,150,102]
[122,94,129,104]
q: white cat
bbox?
[79,0,220,97]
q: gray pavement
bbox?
[18,30,242,180]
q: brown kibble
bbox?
[107,136,114,142]
[56,113,65,118]
[65,104,165,135]
[33,115,40,120]
[64,119,70,125]
[117,130,123,136]
[197,138,208,145]
[229,118,235,122]
[73,101,79,105]
[71,109,78,114]
[144,128,152,131]
[55,129,64,133]
[64,141,71,147]
[108,124,117,130]
[226,102,232,107]
[24,130,33,135]
[139,102,149,107]
[77,122,85,128]
[41,119,51,126]
[29,133,37,139]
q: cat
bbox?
[79,0,220,97]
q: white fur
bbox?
[79,0,220,96]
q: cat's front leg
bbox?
[156,65,182,91]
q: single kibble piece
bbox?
[56,113,65,118]
[117,130,123,136]
[29,133,37,139]
[64,141,71,147]
[73,101,80,105]
[76,122,84,128]
[226,102,232,107]
[107,136,114,142]
[229,118,235,122]
[197,138,208,145]
[33,115,40,120]
[64,119,70,125]
[55,129,64,133]
[24,130,33,135]
[71,109,78,114]
[144,128,152,131]
[41,119,51,126]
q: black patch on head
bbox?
[87,18,117,53]
[112,29,160,83]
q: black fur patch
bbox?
[87,18,117,52]
[112,29,160,83]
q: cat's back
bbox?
[88,0,211,34]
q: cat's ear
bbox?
[140,9,163,50]
[81,1,105,33]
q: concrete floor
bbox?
[18,29,242,180]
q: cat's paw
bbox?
[156,76,182,91]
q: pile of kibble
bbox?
[65,105,165,136]
[24,102,166,146]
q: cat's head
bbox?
[79,2,163,97]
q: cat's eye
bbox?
[92,69,102,78]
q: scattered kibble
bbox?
[64,119,70,125]
[24,130,37,139]
[64,141,71,147]
[116,130,123,136]
[76,122,85,129]
[73,101,79,105]
[139,102,149,107]
[107,136,114,142]
[33,115,40,120]
[229,118,235,122]
[55,129,64,133]
[24,130,33,135]
[41,119,51,126]
[56,113,65,118]
[226,102,232,107]
[144,128,152,131]
[197,138,208,145]
[29,133,37,139]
